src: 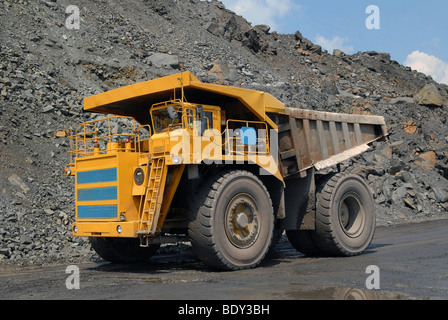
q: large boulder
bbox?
[148,53,180,69]
[414,83,444,107]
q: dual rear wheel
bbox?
[287,173,376,257]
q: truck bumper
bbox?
[72,221,140,238]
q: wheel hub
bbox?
[235,212,249,229]
[340,202,350,228]
[225,194,260,249]
[339,192,366,238]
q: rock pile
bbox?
[0,0,447,266]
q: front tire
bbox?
[188,170,274,270]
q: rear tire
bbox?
[89,237,160,263]
[188,170,274,270]
[288,173,375,257]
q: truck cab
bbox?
[148,100,223,165]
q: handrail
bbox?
[225,119,270,156]
[65,116,149,160]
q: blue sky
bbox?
[219,0,448,84]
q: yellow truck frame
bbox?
[58,72,387,270]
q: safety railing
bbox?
[63,116,151,165]
[225,120,270,156]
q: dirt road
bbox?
[1,219,447,301]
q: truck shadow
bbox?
[86,241,391,274]
[87,250,207,274]
[86,242,305,274]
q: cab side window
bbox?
[204,112,213,130]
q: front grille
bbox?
[76,167,118,220]
[77,168,117,184]
[77,205,118,219]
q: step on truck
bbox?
[57,72,387,270]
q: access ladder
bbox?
[137,157,167,238]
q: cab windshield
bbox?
[151,105,184,133]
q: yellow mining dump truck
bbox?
[58,72,387,270]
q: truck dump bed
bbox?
[279,107,387,178]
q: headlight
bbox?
[73,226,78,233]
[117,225,122,234]
[172,155,181,164]
[134,167,145,185]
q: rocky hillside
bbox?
[1,0,447,266]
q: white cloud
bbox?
[314,34,354,54]
[405,51,448,85]
[220,0,300,31]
